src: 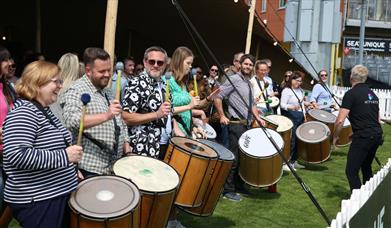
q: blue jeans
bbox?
[281,110,304,162]
[220,124,230,149]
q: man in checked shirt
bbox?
[60,47,130,178]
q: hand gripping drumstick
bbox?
[77,93,91,146]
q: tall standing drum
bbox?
[306,109,336,135]
[238,128,284,187]
[113,156,180,228]
[180,140,234,216]
[296,121,331,164]
[69,176,140,228]
[332,111,352,146]
[264,115,293,162]
[164,137,218,207]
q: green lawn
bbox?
[8,125,391,228]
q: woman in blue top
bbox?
[310,70,334,112]
[3,61,83,228]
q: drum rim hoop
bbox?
[238,128,284,158]
[69,175,141,219]
[169,136,218,158]
[296,121,330,143]
[308,109,336,123]
[198,139,235,161]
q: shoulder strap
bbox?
[31,100,70,147]
[255,78,271,111]
[289,88,305,114]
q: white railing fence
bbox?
[331,86,391,120]
[328,158,391,228]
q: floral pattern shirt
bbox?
[123,70,170,157]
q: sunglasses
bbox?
[210,69,218,72]
[320,74,328,77]
[147,59,165,67]
[285,74,291,77]
[196,71,203,74]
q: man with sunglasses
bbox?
[310,69,334,112]
[122,46,171,159]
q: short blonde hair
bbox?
[16,61,60,100]
[350,65,368,83]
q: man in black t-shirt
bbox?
[333,65,383,191]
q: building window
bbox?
[279,0,286,8]
[261,0,267,12]
[347,0,391,23]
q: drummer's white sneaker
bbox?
[167,220,186,228]
[282,164,291,172]
[294,161,305,169]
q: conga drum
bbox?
[265,115,293,162]
[113,156,180,228]
[69,176,140,228]
[180,140,234,216]
[332,111,352,146]
[306,109,336,135]
[252,115,279,130]
[238,128,284,187]
[296,121,331,164]
[164,137,218,207]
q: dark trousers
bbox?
[158,144,168,161]
[220,124,230,149]
[346,134,382,191]
[79,169,99,179]
[281,110,304,162]
[10,194,70,228]
[224,123,248,193]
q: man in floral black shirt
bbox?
[122,46,171,158]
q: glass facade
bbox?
[347,0,391,22]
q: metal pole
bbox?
[245,0,257,54]
[358,0,367,64]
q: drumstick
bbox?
[165,74,171,101]
[229,120,247,124]
[191,68,198,97]
[77,93,91,146]
[115,64,124,101]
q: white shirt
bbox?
[250,76,273,109]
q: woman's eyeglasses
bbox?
[210,69,218,72]
[147,59,165,67]
[285,74,291,78]
[51,78,63,86]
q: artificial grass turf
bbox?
[8,124,391,228]
[178,124,391,227]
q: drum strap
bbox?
[173,115,192,136]
[290,88,305,114]
[255,78,271,112]
[31,100,70,147]
[226,78,253,128]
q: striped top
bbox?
[2,99,78,204]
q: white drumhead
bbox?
[296,121,330,143]
[113,156,179,193]
[332,111,350,127]
[239,128,284,157]
[195,122,217,139]
[269,96,279,108]
[265,115,293,132]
